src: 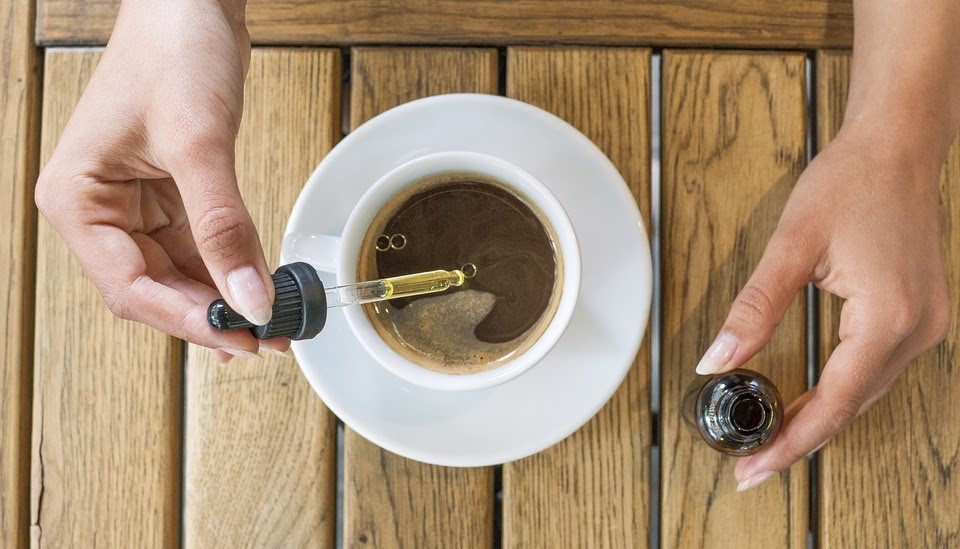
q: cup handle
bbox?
[282,233,341,273]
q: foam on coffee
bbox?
[358,172,562,374]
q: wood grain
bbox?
[816,50,960,549]
[37,0,853,49]
[32,50,182,548]
[343,48,498,549]
[182,49,341,548]
[502,47,652,549]
[0,0,40,546]
[660,51,809,548]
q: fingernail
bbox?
[737,471,774,492]
[211,350,233,364]
[219,347,261,359]
[261,347,293,358]
[808,440,828,456]
[226,266,273,326]
[696,332,739,375]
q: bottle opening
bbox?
[730,394,766,433]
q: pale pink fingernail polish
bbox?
[226,266,273,326]
[808,440,829,456]
[261,347,293,358]
[219,347,260,359]
[696,332,739,375]
[737,471,774,492]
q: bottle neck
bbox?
[691,369,782,456]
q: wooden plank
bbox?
[36,0,853,50]
[660,50,809,548]
[502,47,652,549]
[32,50,182,547]
[344,47,498,549]
[182,49,340,548]
[0,0,40,546]
[816,50,960,548]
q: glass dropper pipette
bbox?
[323,268,466,308]
[207,263,467,340]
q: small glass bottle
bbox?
[683,369,783,456]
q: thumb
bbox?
[696,230,814,375]
[169,145,274,326]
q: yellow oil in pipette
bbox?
[207,264,476,339]
[325,268,469,308]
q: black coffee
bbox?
[358,173,561,373]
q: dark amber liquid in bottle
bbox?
[684,369,783,456]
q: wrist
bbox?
[117,0,247,34]
[838,104,956,183]
[843,71,960,168]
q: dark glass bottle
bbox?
[683,369,783,456]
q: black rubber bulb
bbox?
[207,262,327,340]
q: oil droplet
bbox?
[390,233,407,250]
[375,234,391,252]
[461,263,477,278]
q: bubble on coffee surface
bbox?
[390,233,407,250]
[376,233,408,251]
[461,263,477,278]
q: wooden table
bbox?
[3,1,959,547]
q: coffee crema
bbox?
[358,173,561,374]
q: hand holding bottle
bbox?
[696,0,960,490]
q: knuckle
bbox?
[825,396,860,433]
[37,167,105,219]
[177,307,203,342]
[883,295,922,340]
[102,289,132,321]
[194,206,250,258]
[178,131,215,162]
[777,436,809,466]
[922,302,952,348]
[172,118,230,164]
[34,169,54,212]
[768,226,806,257]
[34,166,68,216]
[101,275,147,322]
[730,284,777,329]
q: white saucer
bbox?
[283,94,652,467]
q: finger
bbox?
[135,178,206,285]
[166,139,274,327]
[783,387,816,424]
[734,335,896,489]
[130,232,261,352]
[211,348,234,363]
[696,229,816,374]
[734,388,816,481]
[259,337,293,358]
[107,258,254,350]
[138,233,289,356]
[149,223,216,288]
[138,235,219,303]
[153,259,265,356]
[161,263,290,357]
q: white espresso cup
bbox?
[282,151,581,391]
